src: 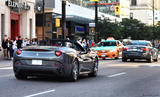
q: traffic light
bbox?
[55,18,60,27]
[91,27,94,33]
[115,6,120,15]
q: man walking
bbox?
[2,35,8,59]
[16,36,23,49]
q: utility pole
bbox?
[153,0,155,46]
[62,0,66,39]
[42,0,45,41]
[95,1,98,43]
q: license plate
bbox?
[101,55,106,57]
[128,49,137,51]
[32,60,42,65]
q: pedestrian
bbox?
[16,36,23,49]
[77,38,82,45]
[32,38,37,45]
[8,39,14,60]
[2,35,8,59]
[13,37,18,53]
[23,38,28,47]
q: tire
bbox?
[130,59,134,62]
[147,54,153,63]
[122,58,127,62]
[88,58,98,77]
[154,56,158,62]
[15,72,27,80]
[69,60,79,81]
[115,52,119,59]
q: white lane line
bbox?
[0,67,13,70]
[150,65,160,67]
[0,74,14,78]
[108,72,126,78]
[24,89,56,97]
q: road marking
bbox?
[0,67,12,70]
[108,72,126,78]
[24,89,56,97]
[150,65,160,67]
[0,74,14,78]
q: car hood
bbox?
[90,46,116,51]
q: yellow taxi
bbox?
[90,38,124,59]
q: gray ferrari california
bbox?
[13,39,98,81]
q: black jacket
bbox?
[2,40,8,49]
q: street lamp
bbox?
[62,0,66,39]
[152,0,155,46]
[95,1,98,43]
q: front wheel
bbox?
[154,56,159,62]
[88,58,98,77]
[122,58,127,62]
[147,54,153,63]
[115,52,119,59]
[69,60,79,81]
[15,72,27,80]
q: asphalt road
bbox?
[0,57,160,97]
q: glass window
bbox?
[131,0,137,6]
[99,41,117,46]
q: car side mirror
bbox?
[80,51,88,54]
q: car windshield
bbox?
[99,41,117,46]
[39,40,73,47]
[128,41,148,46]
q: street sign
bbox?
[55,18,60,27]
[115,6,120,15]
[89,23,95,27]
[90,0,99,2]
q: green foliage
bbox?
[96,18,160,41]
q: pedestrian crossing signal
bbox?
[115,6,120,15]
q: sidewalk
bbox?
[0,60,12,68]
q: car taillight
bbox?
[16,49,22,55]
[55,51,62,56]
[123,47,128,51]
[141,48,148,51]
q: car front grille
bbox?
[97,50,110,53]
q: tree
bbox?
[97,18,123,41]
[97,18,154,41]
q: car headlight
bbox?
[90,49,94,51]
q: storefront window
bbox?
[131,0,137,6]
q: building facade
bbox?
[35,0,121,41]
[79,0,130,18]
[0,0,36,59]
[130,0,160,25]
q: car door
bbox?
[72,42,91,72]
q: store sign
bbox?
[89,23,95,27]
[75,26,85,34]
[5,0,30,10]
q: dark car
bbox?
[13,39,98,81]
[122,40,158,63]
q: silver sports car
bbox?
[13,39,98,81]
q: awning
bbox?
[53,15,93,24]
